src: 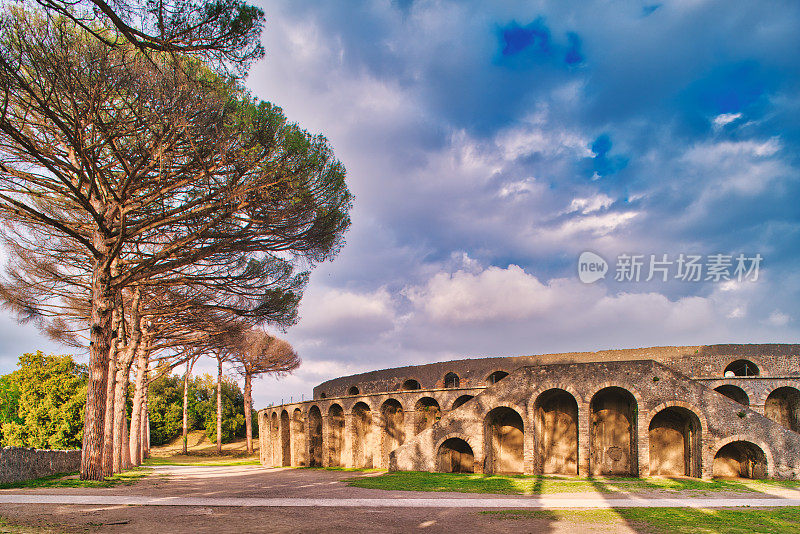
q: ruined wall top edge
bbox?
[311,344,800,399]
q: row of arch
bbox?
[266,386,772,479]
[714,385,800,432]
[327,358,771,399]
[329,371,510,398]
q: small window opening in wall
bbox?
[319,392,327,398]
[724,360,760,377]
[347,386,360,396]
[487,371,508,385]
[444,372,460,388]
[402,379,421,390]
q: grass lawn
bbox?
[481,507,800,533]
[0,467,149,490]
[345,471,800,495]
[143,456,260,467]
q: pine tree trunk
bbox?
[113,287,141,473]
[122,410,131,469]
[80,227,113,480]
[244,372,253,454]
[182,359,193,455]
[129,336,150,466]
[141,375,149,463]
[216,356,223,454]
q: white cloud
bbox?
[766,311,790,326]
[565,194,615,214]
[712,112,742,130]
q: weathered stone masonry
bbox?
[0,447,81,484]
[258,344,800,479]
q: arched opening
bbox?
[452,395,474,410]
[715,385,750,406]
[270,413,279,465]
[535,389,578,475]
[486,371,508,385]
[308,406,323,467]
[724,360,759,377]
[437,438,474,473]
[444,372,460,388]
[713,441,768,479]
[402,379,421,391]
[280,410,291,466]
[327,404,345,467]
[292,408,306,466]
[347,386,360,396]
[648,407,702,477]
[765,387,800,433]
[590,387,637,476]
[380,399,405,468]
[414,397,441,434]
[352,402,374,468]
[484,406,524,474]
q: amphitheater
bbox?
[258,344,800,479]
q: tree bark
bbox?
[113,287,142,473]
[80,226,113,480]
[141,374,149,462]
[182,358,195,455]
[102,299,122,477]
[244,372,253,454]
[216,356,223,454]
[129,335,150,466]
[122,409,131,469]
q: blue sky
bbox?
[2,0,799,408]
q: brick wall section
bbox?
[0,447,81,484]
[389,360,800,479]
[312,344,800,399]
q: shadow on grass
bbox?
[0,467,149,489]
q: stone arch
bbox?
[414,397,441,434]
[270,412,279,466]
[444,372,460,388]
[402,379,421,391]
[308,405,323,467]
[713,439,769,479]
[347,386,360,396]
[647,404,703,477]
[715,385,750,406]
[452,395,474,410]
[280,410,291,466]
[437,437,474,473]
[380,399,405,468]
[724,359,760,377]
[534,388,578,475]
[484,406,524,474]
[292,408,306,466]
[589,386,638,476]
[327,404,345,467]
[351,401,374,468]
[486,370,509,385]
[765,386,800,433]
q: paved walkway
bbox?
[1,494,800,508]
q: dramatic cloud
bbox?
[3,0,799,409]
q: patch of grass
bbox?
[621,507,800,533]
[480,508,800,533]
[481,509,619,523]
[298,466,383,473]
[0,467,149,489]
[143,457,260,467]
[346,471,794,495]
